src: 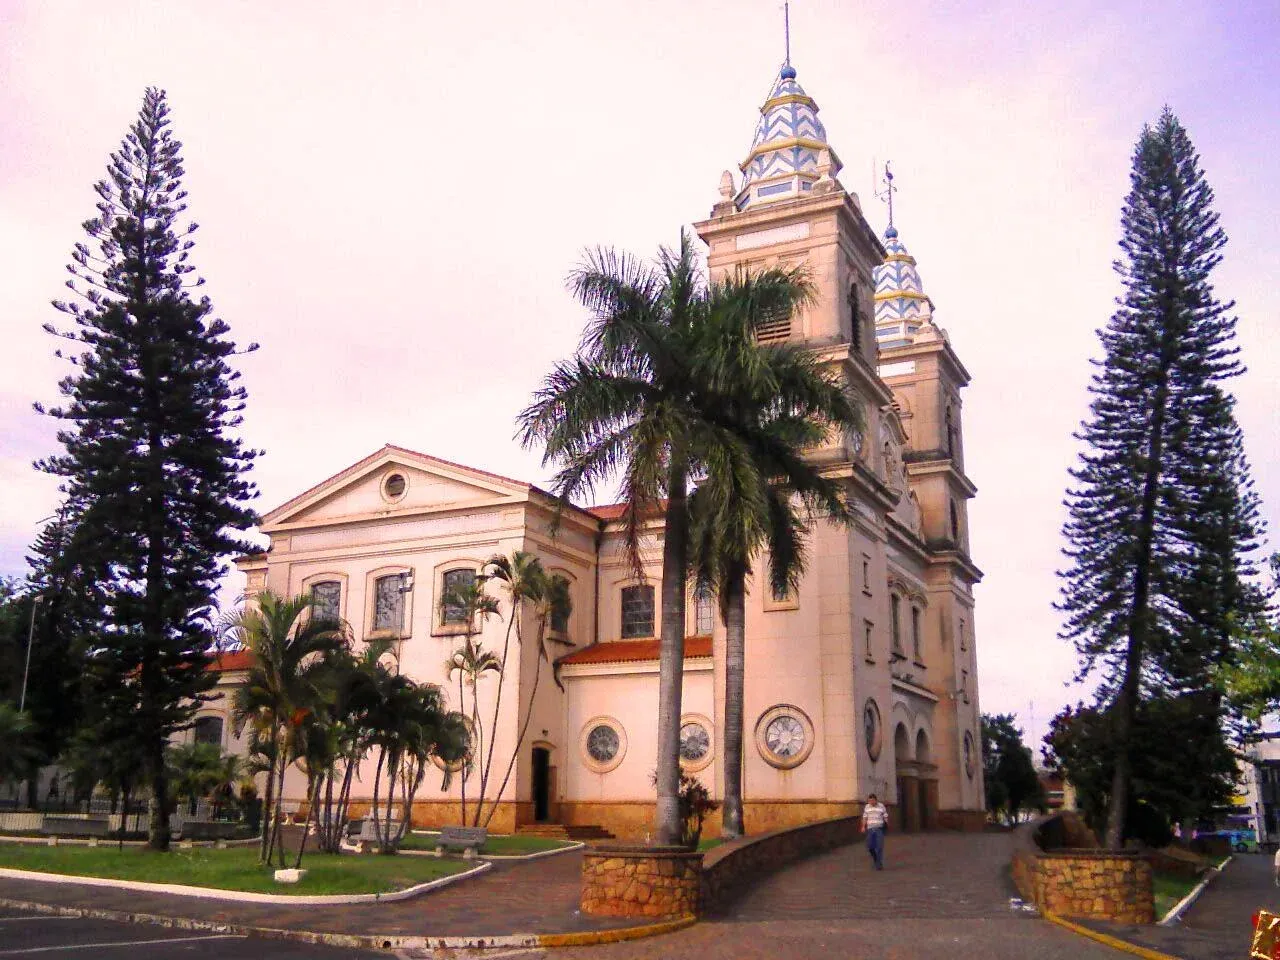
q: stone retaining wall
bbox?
[581,815,864,919]
[580,846,704,918]
[1011,813,1155,924]
[701,815,860,913]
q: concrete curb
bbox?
[398,840,585,862]
[1158,854,1232,927]
[0,860,489,905]
[1045,913,1182,960]
[0,895,696,951]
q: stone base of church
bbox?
[559,799,871,841]
[300,797,988,840]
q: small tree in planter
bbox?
[652,771,718,849]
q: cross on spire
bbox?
[876,161,898,229]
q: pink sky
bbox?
[2,0,1277,752]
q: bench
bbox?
[39,817,110,838]
[353,818,401,853]
[435,826,487,859]
[182,820,242,842]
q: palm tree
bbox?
[483,569,572,827]
[224,590,347,866]
[474,551,545,825]
[366,673,463,852]
[166,741,225,816]
[520,233,845,844]
[519,233,716,845]
[687,272,861,838]
[441,578,499,824]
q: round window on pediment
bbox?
[382,472,408,502]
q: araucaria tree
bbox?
[36,88,258,851]
[1058,108,1264,849]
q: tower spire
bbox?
[784,1,791,66]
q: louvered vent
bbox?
[755,318,792,343]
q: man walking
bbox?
[862,792,889,871]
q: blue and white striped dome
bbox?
[874,225,933,348]
[736,65,841,210]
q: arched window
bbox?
[440,568,476,625]
[945,406,956,457]
[848,282,862,351]
[950,501,961,542]
[374,573,409,632]
[310,580,341,622]
[890,594,903,656]
[911,605,922,661]
[193,716,224,748]
[621,585,655,639]
[694,584,715,636]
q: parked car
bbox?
[1219,829,1259,853]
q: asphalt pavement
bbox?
[0,908,386,959]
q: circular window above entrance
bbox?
[580,717,626,773]
[381,472,408,503]
[755,704,814,770]
[679,715,713,772]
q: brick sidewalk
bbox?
[0,849,634,937]
[548,833,1122,960]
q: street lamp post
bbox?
[19,595,43,714]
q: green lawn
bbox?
[401,831,573,856]
[697,836,724,852]
[0,843,468,895]
[1153,871,1200,920]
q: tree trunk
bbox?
[480,608,519,825]
[259,744,276,863]
[1105,365,1172,850]
[655,463,689,847]
[458,673,467,825]
[148,739,171,851]
[721,565,747,838]
[485,630,545,828]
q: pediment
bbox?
[261,445,529,530]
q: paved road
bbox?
[1088,851,1280,960]
[0,907,384,959]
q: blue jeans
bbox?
[866,827,885,869]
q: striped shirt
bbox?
[863,801,889,830]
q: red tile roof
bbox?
[559,635,713,666]
[584,500,669,522]
[208,649,256,673]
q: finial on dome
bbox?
[781,63,797,80]
[884,224,898,239]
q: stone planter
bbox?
[580,845,703,918]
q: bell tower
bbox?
[694,62,890,462]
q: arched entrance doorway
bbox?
[915,729,937,830]
[893,723,915,831]
[532,745,552,823]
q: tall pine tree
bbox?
[1059,108,1264,849]
[36,88,258,850]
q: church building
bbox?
[216,57,986,839]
